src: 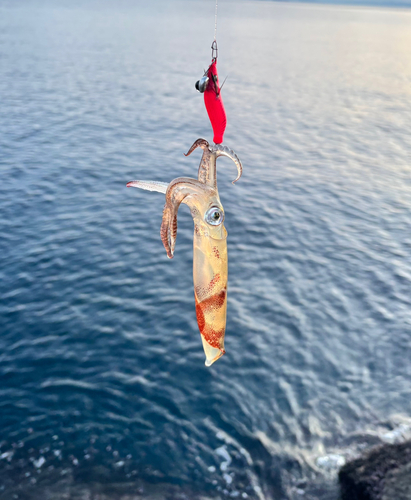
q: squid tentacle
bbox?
[161,177,214,259]
[184,138,214,187]
[184,138,210,157]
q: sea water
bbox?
[1,1,411,498]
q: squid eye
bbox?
[195,76,209,93]
[205,206,224,226]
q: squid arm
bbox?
[184,138,243,188]
[127,138,242,366]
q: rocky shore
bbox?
[339,440,411,500]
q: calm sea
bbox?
[1,1,411,498]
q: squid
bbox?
[127,138,242,366]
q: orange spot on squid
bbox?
[201,288,226,312]
[195,289,227,350]
[203,327,225,351]
[208,273,221,291]
[195,299,206,333]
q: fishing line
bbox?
[214,0,218,41]
[211,0,219,61]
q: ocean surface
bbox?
[1,0,411,499]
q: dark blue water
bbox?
[1,1,411,499]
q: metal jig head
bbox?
[195,74,209,93]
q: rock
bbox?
[339,440,411,500]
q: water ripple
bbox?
[1,1,411,499]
